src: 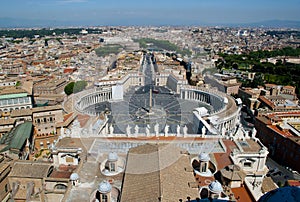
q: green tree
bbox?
[73,80,87,93]
[64,82,75,95]
[15,81,21,86]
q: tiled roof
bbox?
[262,177,278,193]
[0,154,12,174]
[0,122,33,152]
[231,186,254,202]
[49,165,77,179]
[77,114,90,128]
[0,118,16,125]
[9,161,52,178]
[0,86,27,96]
[10,105,62,117]
[268,125,294,138]
[220,165,246,181]
[287,180,300,187]
[121,143,199,202]
[213,140,236,170]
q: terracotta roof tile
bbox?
[231,186,254,202]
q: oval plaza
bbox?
[71,51,241,137]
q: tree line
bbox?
[64,80,88,95]
[133,38,191,56]
[216,47,300,95]
[0,28,103,39]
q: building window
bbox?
[54,184,67,190]
[5,184,9,192]
[102,194,108,202]
[110,162,116,172]
[244,162,252,168]
[66,157,74,163]
[201,163,207,172]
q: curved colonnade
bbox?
[71,80,239,136]
[74,87,113,115]
[180,86,239,135]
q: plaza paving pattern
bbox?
[85,85,212,134]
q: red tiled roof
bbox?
[265,84,277,88]
[259,96,275,109]
[268,111,300,119]
[268,125,294,138]
[213,140,236,170]
[283,85,295,89]
[63,112,74,122]
[77,114,90,128]
[231,186,255,202]
[49,165,77,178]
[195,175,215,187]
[288,180,300,187]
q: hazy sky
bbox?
[1,0,300,26]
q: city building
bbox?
[0,118,16,138]
[33,78,68,95]
[204,74,242,95]
[32,106,64,151]
[0,122,33,160]
[238,87,264,110]
[0,154,13,202]
[0,86,32,114]
[117,135,273,202]
[50,145,82,168]
[2,26,299,201]
[258,95,300,112]
[8,161,70,202]
[255,111,300,172]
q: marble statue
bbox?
[183,125,188,137]
[126,125,131,137]
[177,125,181,136]
[164,124,169,137]
[135,125,139,136]
[201,126,206,137]
[252,128,257,138]
[146,126,150,137]
[154,123,159,136]
[109,124,114,135]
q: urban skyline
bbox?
[1,1,300,201]
[1,9,300,202]
[1,0,300,27]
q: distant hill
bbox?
[0,18,61,28]
[1,18,300,29]
[244,20,300,28]
[0,18,86,28]
[212,20,300,29]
